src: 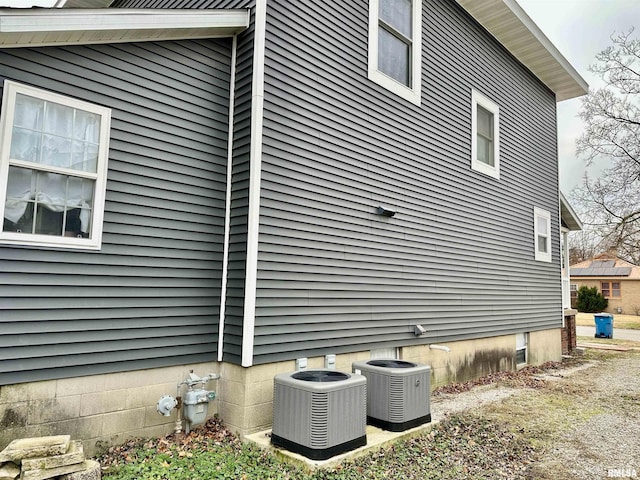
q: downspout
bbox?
[241,0,268,367]
[218,34,239,362]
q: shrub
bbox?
[575,286,608,313]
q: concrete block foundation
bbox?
[1,329,562,454]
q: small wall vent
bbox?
[352,359,431,432]
[271,369,367,460]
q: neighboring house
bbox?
[0,0,587,453]
[570,252,640,315]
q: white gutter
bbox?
[241,0,267,368]
[218,34,238,362]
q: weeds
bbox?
[101,414,539,480]
[100,353,636,480]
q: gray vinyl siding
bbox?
[253,0,562,363]
[113,0,257,364]
[0,39,232,384]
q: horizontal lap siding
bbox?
[254,0,561,363]
[0,39,232,384]
[112,0,258,364]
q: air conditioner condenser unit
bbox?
[352,359,431,432]
[271,369,367,460]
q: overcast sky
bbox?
[517,0,638,193]
[1,0,636,193]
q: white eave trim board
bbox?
[560,191,582,231]
[0,9,250,48]
[456,0,588,102]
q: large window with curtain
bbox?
[0,80,111,249]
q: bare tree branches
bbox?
[571,28,640,265]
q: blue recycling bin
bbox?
[594,313,614,339]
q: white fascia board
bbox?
[560,191,582,231]
[0,9,249,48]
[456,0,588,102]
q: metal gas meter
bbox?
[183,387,216,427]
[156,372,220,433]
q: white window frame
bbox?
[534,207,552,262]
[516,332,528,366]
[0,80,111,250]
[471,89,500,179]
[368,0,422,105]
[370,347,399,359]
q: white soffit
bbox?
[456,0,588,102]
[560,191,582,231]
[0,9,249,48]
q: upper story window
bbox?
[0,80,111,250]
[534,207,551,262]
[471,89,500,179]
[368,0,422,105]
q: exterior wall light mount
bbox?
[377,206,396,217]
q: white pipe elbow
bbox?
[429,344,451,353]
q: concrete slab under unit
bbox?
[245,422,433,469]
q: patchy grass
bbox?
[99,352,640,480]
[576,312,640,330]
[577,335,640,348]
[99,419,308,480]
[99,359,597,480]
[100,414,539,480]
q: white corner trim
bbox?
[241,0,267,368]
[218,35,238,362]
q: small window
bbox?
[570,284,578,299]
[370,347,399,359]
[471,90,500,179]
[534,207,551,262]
[368,0,422,105]
[516,332,528,365]
[601,281,621,298]
[0,80,111,250]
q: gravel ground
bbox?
[431,355,640,480]
[99,353,639,480]
[535,354,640,479]
[430,362,596,422]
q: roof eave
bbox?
[560,191,582,231]
[0,9,249,48]
[456,0,588,102]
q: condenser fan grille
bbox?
[291,370,350,382]
[367,360,417,368]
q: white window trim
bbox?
[368,0,422,106]
[516,332,528,366]
[0,80,111,250]
[534,207,552,262]
[471,89,500,179]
